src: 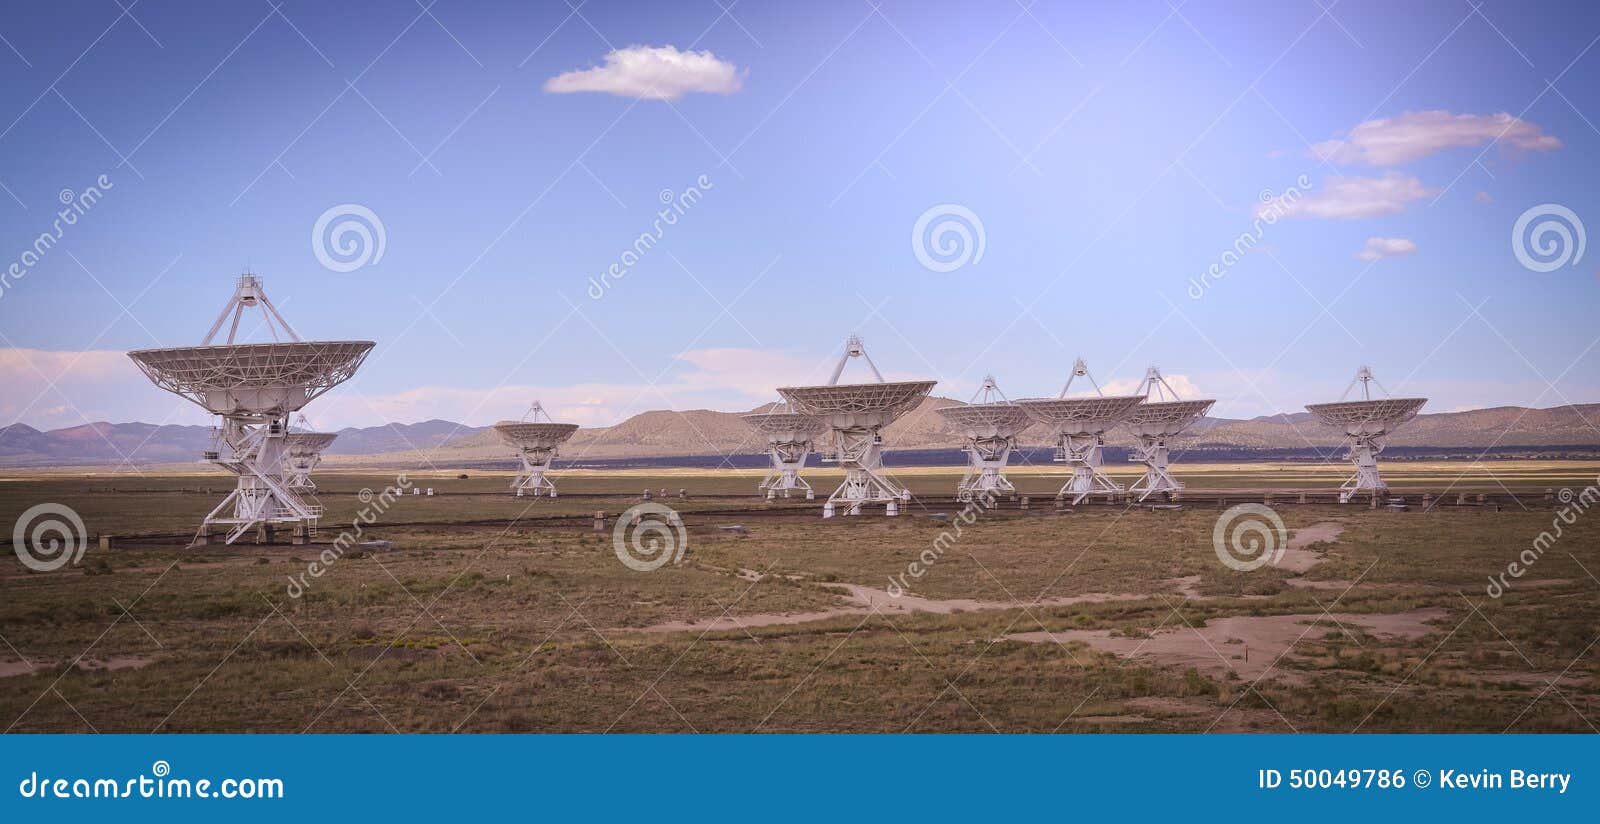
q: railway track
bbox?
[99,488,1548,548]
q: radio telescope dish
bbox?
[283,416,338,493]
[126,274,374,545]
[492,402,580,498]
[741,405,827,500]
[1123,367,1215,502]
[1015,358,1143,504]
[777,335,936,517]
[935,375,1030,502]
[1305,366,1427,503]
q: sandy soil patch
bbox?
[0,655,158,678]
[1272,522,1345,573]
[1123,696,1292,732]
[624,582,1149,634]
[1002,607,1448,682]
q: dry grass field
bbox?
[1,461,1596,733]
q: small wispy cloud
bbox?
[1313,110,1561,166]
[1274,173,1436,220]
[544,45,743,100]
[312,347,822,428]
[1101,373,1204,399]
[1355,237,1418,261]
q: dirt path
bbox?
[1003,607,1448,682]
[1273,521,1345,573]
[627,522,1359,637]
[0,655,158,678]
[623,583,1149,634]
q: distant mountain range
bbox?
[2,400,1597,468]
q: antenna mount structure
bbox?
[1305,367,1427,503]
[1124,366,1215,501]
[935,375,1031,502]
[778,336,935,517]
[491,401,580,498]
[1016,358,1144,504]
[283,414,338,494]
[741,402,826,500]
[127,274,373,545]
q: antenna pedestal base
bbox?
[285,457,318,493]
[198,417,321,545]
[1129,437,1182,502]
[1054,433,1123,505]
[821,430,909,517]
[1338,438,1387,503]
[759,444,814,499]
[957,438,1016,502]
[511,447,559,498]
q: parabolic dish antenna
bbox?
[1016,358,1144,504]
[283,416,339,493]
[492,402,580,498]
[126,274,373,545]
[1123,366,1215,502]
[935,375,1030,502]
[778,335,936,517]
[741,405,827,500]
[1305,366,1427,503]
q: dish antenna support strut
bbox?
[935,375,1030,502]
[1125,367,1215,502]
[492,402,580,498]
[127,274,373,545]
[1304,367,1427,503]
[1016,358,1144,505]
[741,404,826,500]
[778,336,936,518]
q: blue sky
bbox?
[1,0,1597,431]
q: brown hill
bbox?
[10,401,1599,468]
[1193,404,1600,449]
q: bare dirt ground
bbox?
[1,467,1596,733]
[1004,608,1449,683]
[626,577,1150,634]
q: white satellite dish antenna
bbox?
[935,375,1030,502]
[1124,366,1215,501]
[741,401,827,500]
[1016,358,1143,504]
[128,274,373,545]
[491,401,579,498]
[778,335,936,517]
[1305,366,1427,503]
[283,413,339,493]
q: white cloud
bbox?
[544,45,743,100]
[1275,173,1436,220]
[1355,237,1418,261]
[0,349,209,430]
[1100,373,1204,400]
[1313,110,1561,166]
[311,347,825,429]
[0,346,876,431]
